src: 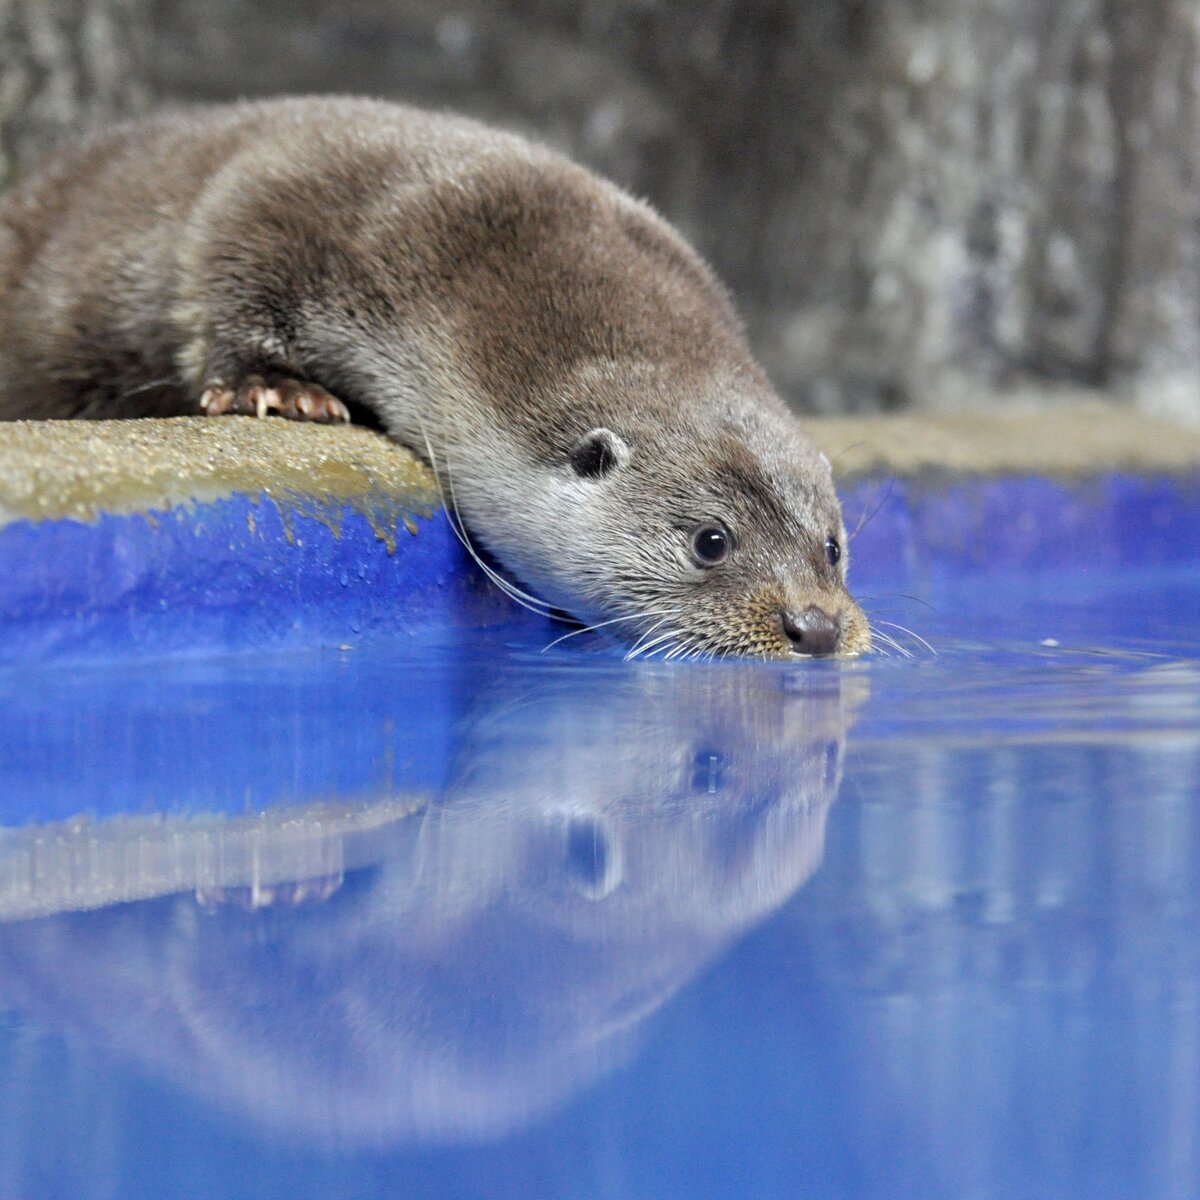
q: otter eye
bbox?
[691,523,731,566]
[825,535,841,566]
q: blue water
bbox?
[1,563,1199,1199]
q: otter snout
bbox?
[781,606,842,657]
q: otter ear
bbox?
[569,428,630,479]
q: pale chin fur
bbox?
[451,433,613,622]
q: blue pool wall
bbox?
[0,492,545,665]
[844,471,1200,584]
[0,470,1197,667]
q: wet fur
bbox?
[0,96,869,657]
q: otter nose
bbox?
[781,606,841,657]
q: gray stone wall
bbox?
[0,0,151,184]
[4,0,1200,420]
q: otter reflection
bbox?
[0,662,860,1145]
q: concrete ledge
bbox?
[0,416,438,531]
[804,405,1200,479]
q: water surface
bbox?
[1,563,1198,1199]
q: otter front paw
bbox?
[199,374,351,424]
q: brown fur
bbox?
[0,97,869,658]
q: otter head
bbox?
[413,156,871,657]
[457,366,871,661]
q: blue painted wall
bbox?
[0,493,547,665]
[1,471,1197,665]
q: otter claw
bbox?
[198,374,351,424]
[199,382,235,415]
[249,384,273,419]
[291,385,350,424]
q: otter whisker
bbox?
[828,439,869,475]
[451,510,555,619]
[623,611,674,659]
[870,626,907,654]
[440,477,555,615]
[855,592,941,615]
[416,418,562,622]
[874,619,937,657]
[665,636,699,662]
[624,612,683,659]
[848,475,896,543]
[120,376,179,403]
[869,626,912,659]
[628,624,676,662]
[628,626,684,661]
[417,419,548,612]
[542,607,679,652]
[45,375,181,418]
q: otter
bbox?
[0,96,869,659]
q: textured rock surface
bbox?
[3,0,1200,420]
[0,0,150,184]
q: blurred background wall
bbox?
[2,0,1199,421]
